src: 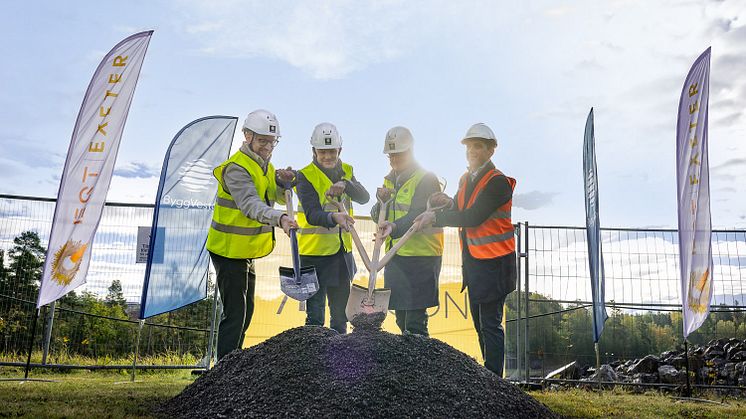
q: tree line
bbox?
[1,230,744,365]
[0,231,212,361]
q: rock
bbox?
[704,346,725,360]
[735,361,746,378]
[632,373,658,384]
[720,362,737,380]
[739,377,746,387]
[158,326,558,418]
[728,350,746,362]
[699,366,715,381]
[587,364,618,382]
[668,356,687,369]
[658,365,685,384]
[629,355,659,374]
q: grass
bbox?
[530,388,746,419]
[0,370,191,418]
[0,350,202,367]
[1,370,745,418]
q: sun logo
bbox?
[51,240,88,286]
[687,269,711,313]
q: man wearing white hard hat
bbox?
[374,126,443,336]
[206,109,298,359]
[415,123,517,375]
[295,122,369,333]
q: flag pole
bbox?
[24,308,41,380]
[684,338,692,397]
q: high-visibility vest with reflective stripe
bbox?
[384,169,444,257]
[296,162,354,256]
[457,168,516,259]
[206,151,276,259]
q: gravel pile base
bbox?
[158,326,557,418]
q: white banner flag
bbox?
[37,31,153,307]
[676,47,712,337]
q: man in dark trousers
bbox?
[374,126,443,336]
[415,122,516,375]
[206,109,297,360]
[295,122,370,333]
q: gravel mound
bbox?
[158,326,557,418]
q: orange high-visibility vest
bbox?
[457,168,516,259]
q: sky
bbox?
[1,0,746,229]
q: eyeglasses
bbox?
[254,138,279,147]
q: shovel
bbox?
[336,195,394,322]
[279,189,319,301]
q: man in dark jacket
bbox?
[415,123,516,375]
[295,122,370,334]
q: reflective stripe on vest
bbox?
[296,162,354,256]
[206,151,277,259]
[457,168,516,259]
[384,169,444,257]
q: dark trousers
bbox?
[394,309,429,336]
[469,294,506,375]
[305,281,350,334]
[210,252,256,360]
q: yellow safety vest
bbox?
[384,169,444,256]
[206,151,276,259]
[296,162,354,256]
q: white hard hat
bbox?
[383,126,414,154]
[243,109,281,137]
[462,123,497,146]
[310,122,342,149]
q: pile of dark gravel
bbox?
[158,326,557,418]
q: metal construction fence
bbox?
[1,194,745,384]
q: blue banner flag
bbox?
[139,116,237,319]
[583,108,608,342]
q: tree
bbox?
[105,280,127,312]
[7,230,46,301]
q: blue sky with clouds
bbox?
[2,0,746,228]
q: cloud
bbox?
[712,158,746,172]
[177,0,424,79]
[113,161,160,179]
[513,191,558,210]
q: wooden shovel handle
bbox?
[324,192,372,272]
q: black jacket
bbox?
[435,161,517,303]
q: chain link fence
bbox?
[519,223,746,382]
[2,194,746,385]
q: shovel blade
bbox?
[345,283,391,321]
[279,265,319,301]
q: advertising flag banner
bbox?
[677,47,713,338]
[139,116,237,319]
[583,108,608,343]
[38,31,153,307]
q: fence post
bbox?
[131,320,144,382]
[41,301,55,365]
[524,222,530,382]
[24,308,40,380]
[206,275,219,370]
[515,224,522,381]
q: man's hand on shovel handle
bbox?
[327,181,346,197]
[413,211,436,232]
[331,212,354,231]
[376,221,395,240]
[280,214,298,236]
[376,187,393,202]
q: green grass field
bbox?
[1,369,744,418]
